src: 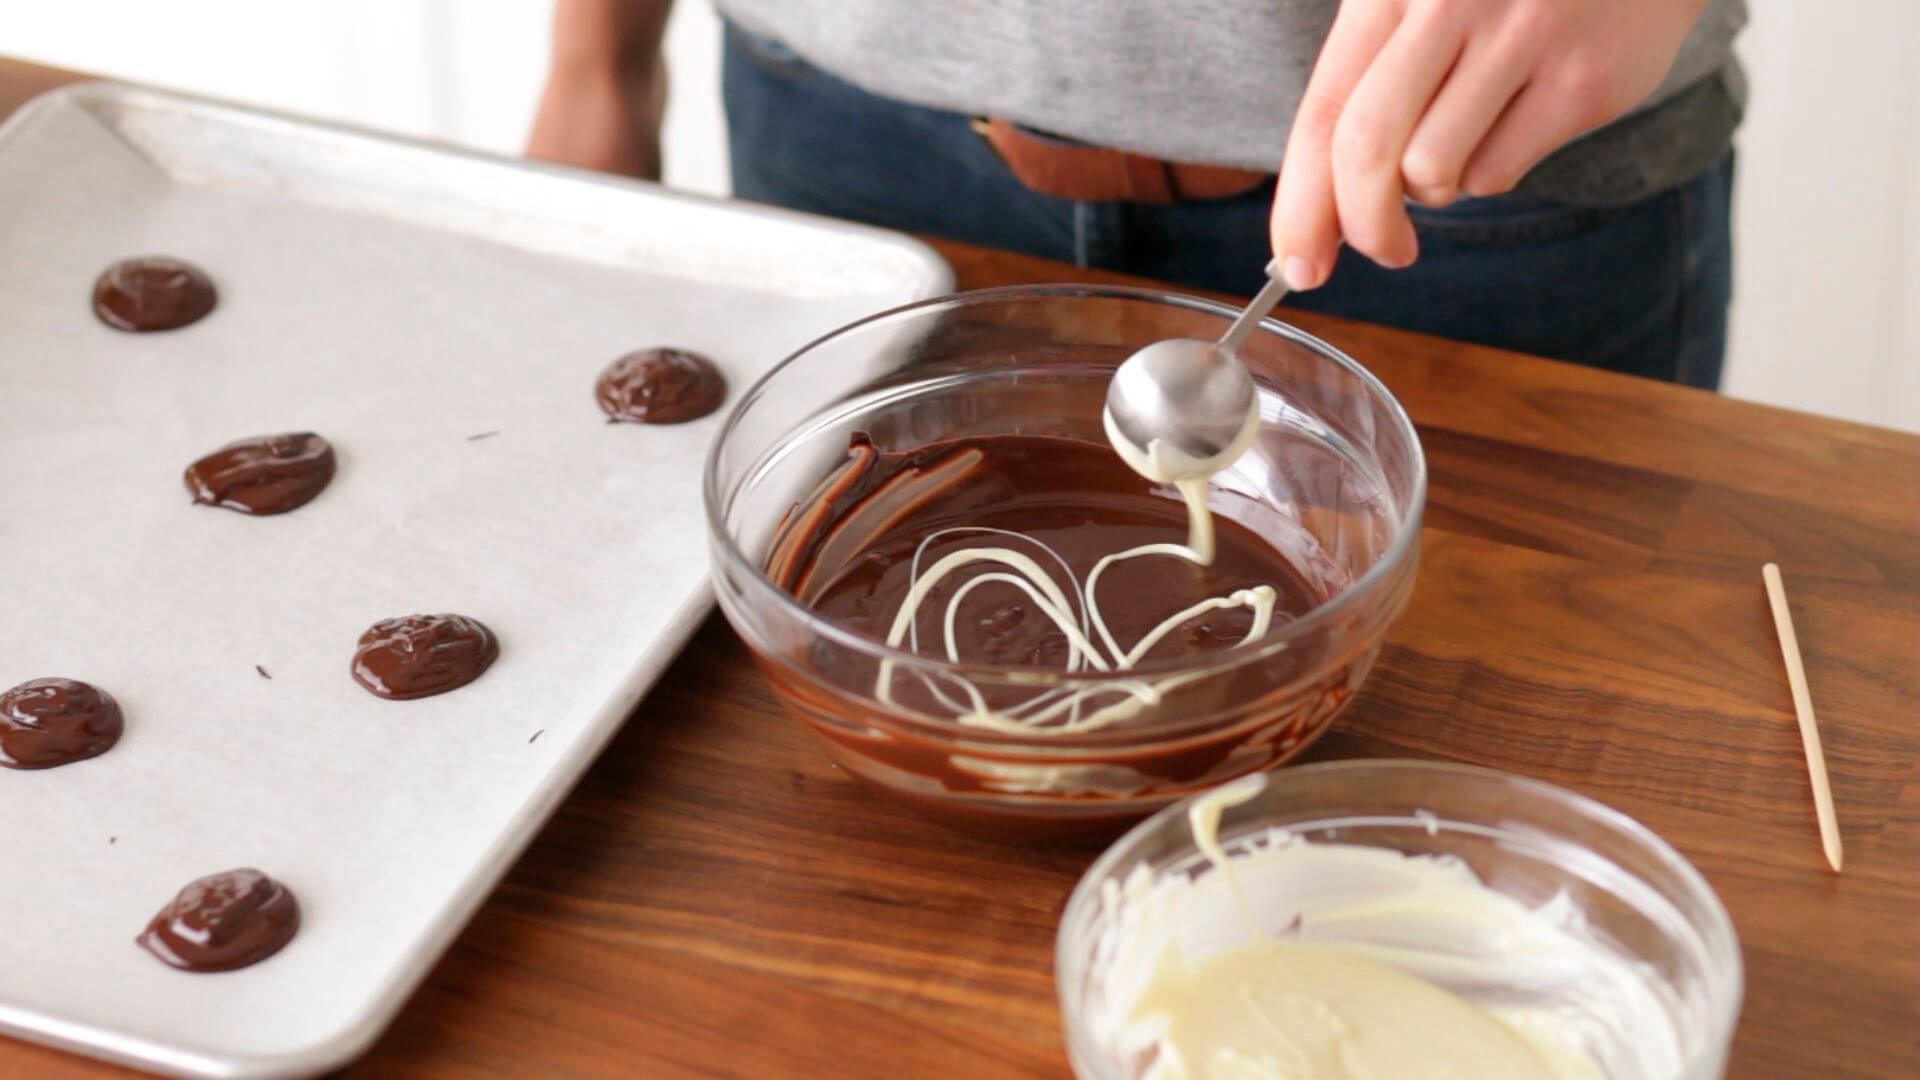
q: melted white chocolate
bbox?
[1128,940,1578,1080]
[1088,778,1673,1080]
[872,398,1274,735]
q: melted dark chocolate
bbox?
[92,257,218,332]
[759,433,1361,814]
[595,348,727,424]
[138,868,300,972]
[0,677,124,770]
[185,432,336,515]
[352,614,499,700]
[768,434,1328,672]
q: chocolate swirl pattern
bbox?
[768,435,1324,737]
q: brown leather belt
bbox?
[972,117,1270,205]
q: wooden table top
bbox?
[4,60,1916,1080]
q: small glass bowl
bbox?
[704,286,1425,830]
[1057,760,1744,1078]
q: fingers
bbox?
[1271,0,1401,290]
[1275,0,1622,282]
[1400,27,1535,207]
[1459,77,1597,197]
[1329,7,1467,267]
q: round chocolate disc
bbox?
[595,348,727,424]
[351,614,499,700]
[138,868,300,973]
[92,256,218,332]
[185,432,336,515]
[0,677,124,770]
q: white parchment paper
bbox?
[0,85,948,1078]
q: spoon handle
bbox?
[1216,260,1290,357]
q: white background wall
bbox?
[1722,0,1919,432]
[11,0,1918,433]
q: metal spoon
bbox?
[1104,261,1288,469]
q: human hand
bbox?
[1270,0,1709,288]
[527,61,666,180]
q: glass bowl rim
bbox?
[701,282,1430,684]
[1054,758,1745,1068]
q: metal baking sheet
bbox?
[0,82,950,1078]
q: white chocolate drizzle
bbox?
[874,398,1276,734]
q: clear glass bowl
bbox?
[1057,760,1743,1078]
[704,286,1425,831]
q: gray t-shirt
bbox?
[714,0,1746,206]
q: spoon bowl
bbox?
[1103,264,1288,477]
[1103,337,1257,462]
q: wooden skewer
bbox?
[1761,563,1844,873]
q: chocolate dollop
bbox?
[138,868,300,973]
[0,678,124,770]
[351,614,499,700]
[185,432,337,515]
[595,348,727,424]
[92,256,218,332]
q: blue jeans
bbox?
[723,24,1733,388]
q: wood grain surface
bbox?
[3,62,1916,1080]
